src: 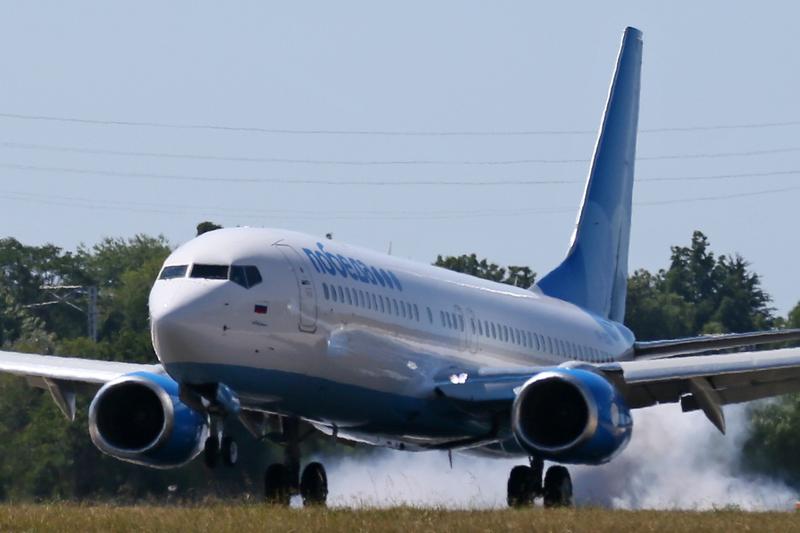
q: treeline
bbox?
[0,228,799,500]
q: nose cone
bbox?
[149,280,231,367]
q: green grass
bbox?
[0,504,798,532]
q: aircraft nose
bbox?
[149,281,230,365]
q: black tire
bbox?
[507,465,536,508]
[543,466,573,508]
[203,435,219,469]
[221,436,238,467]
[300,462,328,507]
[264,463,291,506]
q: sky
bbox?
[1,2,798,315]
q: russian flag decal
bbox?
[254,304,268,314]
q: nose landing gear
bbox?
[507,458,573,508]
[203,426,239,468]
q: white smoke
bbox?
[320,405,798,510]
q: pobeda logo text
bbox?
[302,243,403,292]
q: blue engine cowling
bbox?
[511,368,632,464]
[88,371,208,469]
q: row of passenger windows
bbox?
[436,309,611,362]
[322,283,421,322]
[322,282,613,363]
[159,264,263,289]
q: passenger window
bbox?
[427,307,433,323]
[413,304,420,322]
[337,286,344,302]
[457,315,464,331]
[400,302,407,319]
[393,299,400,316]
[331,285,338,302]
[371,294,378,310]
[160,265,188,280]
[445,313,453,329]
[490,323,497,339]
[502,326,509,342]
[379,296,386,313]
[323,283,330,300]
[385,297,392,315]
[477,320,483,336]
[190,264,229,280]
[345,288,353,305]
[470,318,476,334]
[440,311,446,327]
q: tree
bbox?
[624,231,774,340]
[196,221,222,236]
[434,254,536,288]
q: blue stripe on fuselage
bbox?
[165,362,490,440]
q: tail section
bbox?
[535,27,642,322]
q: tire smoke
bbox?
[321,405,797,509]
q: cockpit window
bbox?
[245,266,262,286]
[229,265,263,289]
[190,264,229,280]
[159,265,188,280]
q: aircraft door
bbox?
[275,243,318,333]
[465,307,479,353]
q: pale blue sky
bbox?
[1,2,798,315]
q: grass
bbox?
[0,504,798,532]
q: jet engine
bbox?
[88,372,208,468]
[511,368,632,464]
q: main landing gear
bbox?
[263,417,329,507]
[507,457,573,508]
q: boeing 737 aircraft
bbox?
[3,27,800,508]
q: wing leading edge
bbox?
[633,328,800,359]
[0,350,163,420]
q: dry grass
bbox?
[0,504,797,532]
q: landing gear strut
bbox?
[507,458,572,508]
[203,418,239,469]
[263,417,329,507]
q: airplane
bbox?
[3,26,800,508]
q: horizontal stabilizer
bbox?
[633,329,800,359]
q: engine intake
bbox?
[89,372,207,468]
[511,368,632,464]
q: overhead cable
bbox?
[1,112,799,136]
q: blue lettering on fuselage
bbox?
[302,242,403,292]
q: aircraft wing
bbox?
[632,328,800,359]
[0,349,163,420]
[437,347,800,434]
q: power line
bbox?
[1,162,798,186]
[1,185,798,220]
[1,111,800,136]
[2,141,799,166]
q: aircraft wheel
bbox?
[264,463,292,506]
[221,436,238,467]
[507,465,536,508]
[203,435,219,469]
[300,462,328,507]
[543,465,573,508]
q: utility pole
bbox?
[26,285,99,342]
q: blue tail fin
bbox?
[535,27,642,323]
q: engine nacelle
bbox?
[511,368,632,464]
[88,372,208,469]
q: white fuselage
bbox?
[148,227,634,450]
